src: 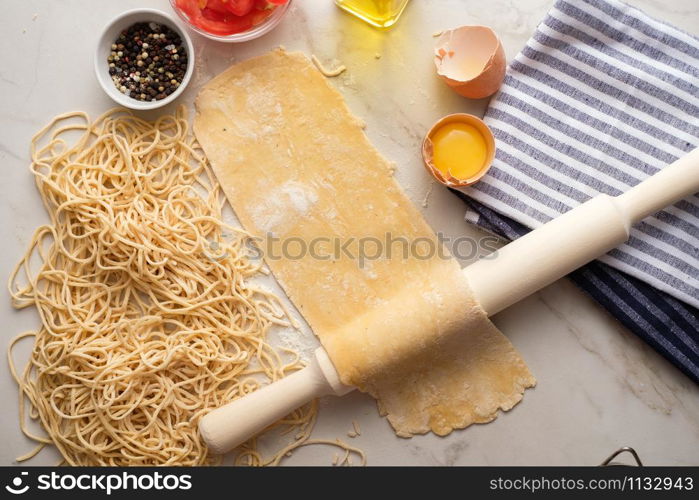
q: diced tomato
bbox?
[201,7,228,21]
[175,0,200,17]
[226,0,255,16]
[174,0,278,36]
[200,12,254,34]
[204,0,233,14]
[267,0,288,4]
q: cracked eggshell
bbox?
[434,25,506,99]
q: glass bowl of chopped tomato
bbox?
[170,0,291,42]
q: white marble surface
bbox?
[1,0,698,466]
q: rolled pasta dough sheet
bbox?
[194,50,535,437]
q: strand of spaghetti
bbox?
[311,54,347,77]
[8,332,52,445]
[16,443,46,462]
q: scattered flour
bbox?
[249,180,319,235]
[276,324,317,363]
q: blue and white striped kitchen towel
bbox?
[454,0,699,382]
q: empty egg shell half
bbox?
[434,26,506,99]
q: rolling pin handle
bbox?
[464,194,630,316]
[314,345,353,396]
[463,147,699,316]
[199,347,352,455]
[615,147,699,224]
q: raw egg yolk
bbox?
[431,122,487,180]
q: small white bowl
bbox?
[170,0,292,43]
[94,8,195,110]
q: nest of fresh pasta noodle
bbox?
[7,108,364,466]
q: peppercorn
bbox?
[107,22,187,102]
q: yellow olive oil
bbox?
[335,0,410,29]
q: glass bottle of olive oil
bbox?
[335,0,410,29]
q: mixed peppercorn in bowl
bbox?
[95,8,194,110]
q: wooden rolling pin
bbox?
[200,148,699,454]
